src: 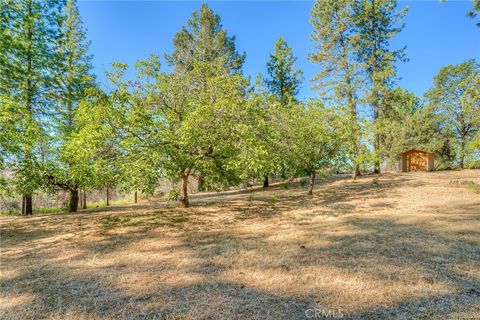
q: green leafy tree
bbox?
[354,0,407,173]
[81,57,253,208]
[378,87,450,168]
[310,0,364,179]
[165,4,246,192]
[262,37,303,187]
[0,0,64,214]
[426,59,480,168]
[275,101,340,195]
[244,74,285,188]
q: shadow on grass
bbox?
[1,173,478,319]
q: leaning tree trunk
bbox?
[69,189,79,213]
[180,168,191,208]
[308,170,316,195]
[263,176,269,188]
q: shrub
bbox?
[167,189,181,202]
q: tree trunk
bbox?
[459,140,465,169]
[22,194,33,215]
[197,174,205,192]
[82,190,87,209]
[263,176,269,188]
[134,190,138,203]
[69,189,79,213]
[308,170,316,195]
[353,163,361,180]
[180,168,191,208]
[106,186,110,206]
[373,91,381,174]
[339,30,361,181]
[22,2,34,217]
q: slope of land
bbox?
[1,170,479,319]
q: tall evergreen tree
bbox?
[266,37,303,106]
[165,3,245,75]
[310,0,363,179]
[45,0,95,212]
[262,37,302,187]
[0,0,64,215]
[354,0,407,173]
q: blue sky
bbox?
[78,0,479,100]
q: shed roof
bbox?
[400,148,435,156]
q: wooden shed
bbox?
[400,149,435,172]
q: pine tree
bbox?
[354,0,407,173]
[44,0,95,213]
[165,3,245,75]
[0,0,64,215]
[262,37,303,187]
[310,0,363,179]
[266,37,303,106]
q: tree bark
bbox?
[197,174,205,192]
[106,186,110,206]
[308,170,316,195]
[69,189,79,213]
[353,163,361,180]
[373,89,381,174]
[371,0,381,174]
[82,190,87,209]
[263,176,269,188]
[22,194,33,215]
[180,168,191,208]
[460,140,465,169]
[134,190,138,203]
[22,1,34,217]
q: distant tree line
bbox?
[1,0,478,214]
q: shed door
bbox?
[409,152,427,171]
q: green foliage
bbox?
[0,0,64,207]
[378,87,449,167]
[266,37,303,106]
[354,0,408,172]
[167,189,181,202]
[426,59,480,168]
[274,101,340,181]
[165,3,245,74]
[1,1,478,215]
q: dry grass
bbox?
[1,170,479,319]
